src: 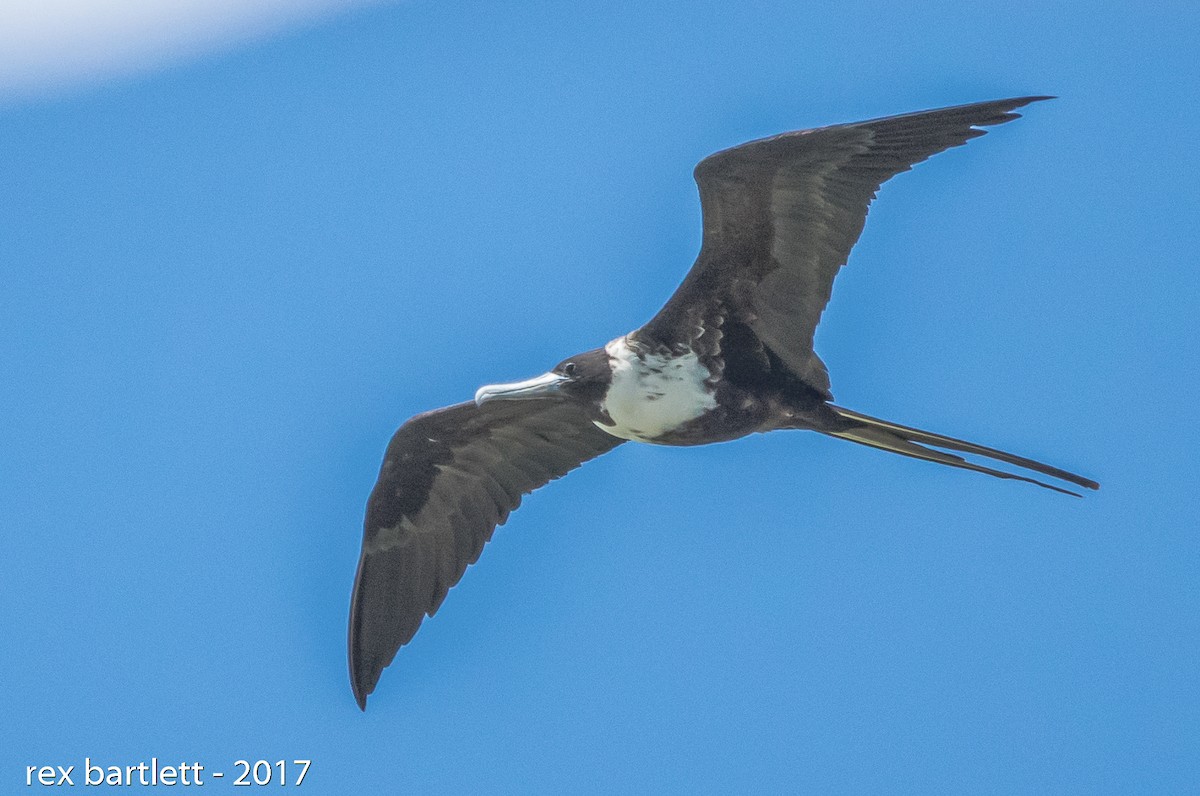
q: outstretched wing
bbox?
[640,96,1050,396]
[349,398,624,708]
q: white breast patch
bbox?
[596,336,716,442]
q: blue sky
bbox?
[3,0,1197,791]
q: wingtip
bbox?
[350,662,378,711]
[351,671,371,711]
[349,646,373,711]
[1014,95,1055,114]
[984,95,1055,123]
[995,95,1054,106]
[958,95,1054,125]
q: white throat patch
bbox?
[597,336,716,442]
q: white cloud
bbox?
[0,0,392,101]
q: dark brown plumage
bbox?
[642,96,1053,396]
[349,398,622,708]
[349,96,1097,710]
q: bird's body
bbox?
[601,337,716,443]
[349,96,1099,709]
[594,334,829,446]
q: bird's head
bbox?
[474,347,611,408]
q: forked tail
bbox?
[823,405,1099,497]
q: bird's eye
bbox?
[562,362,577,377]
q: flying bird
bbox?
[348,96,1098,709]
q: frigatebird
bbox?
[348,96,1098,709]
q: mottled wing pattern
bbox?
[349,399,624,708]
[642,96,1050,396]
